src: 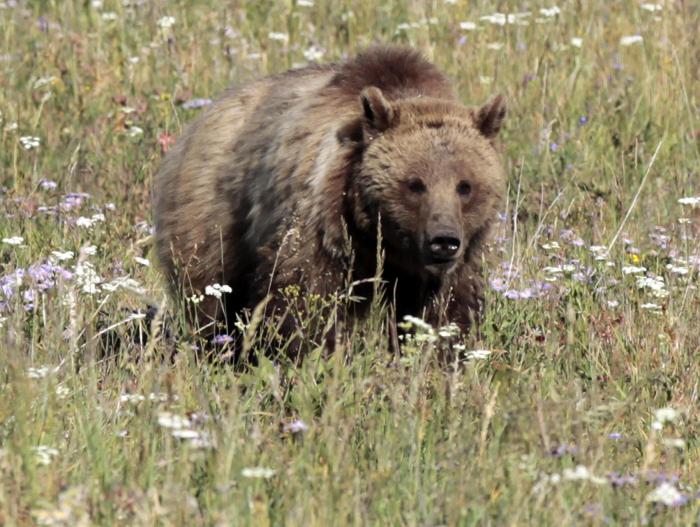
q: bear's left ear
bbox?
[474,94,506,139]
[360,86,396,132]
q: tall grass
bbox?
[1,0,699,524]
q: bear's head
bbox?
[337,87,506,278]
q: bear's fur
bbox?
[154,46,507,349]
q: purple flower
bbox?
[457,36,467,47]
[550,142,559,152]
[608,432,623,440]
[212,334,234,345]
[39,179,57,190]
[607,472,637,487]
[578,115,588,126]
[182,98,213,110]
[489,278,507,292]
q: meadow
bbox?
[1,0,699,524]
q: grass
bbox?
[1,0,699,524]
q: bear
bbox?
[154,45,507,355]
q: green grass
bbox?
[1,0,700,524]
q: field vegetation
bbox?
[1,0,699,524]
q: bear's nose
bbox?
[428,235,461,261]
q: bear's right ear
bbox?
[474,94,506,139]
[360,86,396,132]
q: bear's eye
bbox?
[407,178,427,194]
[457,181,472,196]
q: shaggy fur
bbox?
[154,46,507,349]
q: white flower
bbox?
[640,302,661,311]
[480,12,531,26]
[55,384,70,399]
[539,7,561,17]
[562,465,607,484]
[101,11,118,21]
[303,45,324,62]
[401,315,433,333]
[678,196,700,206]
[662,438,685,449]
[636,275,668,297]
[74,262,102,294]
[570,37,583,48]
[19,136,40,149]
[2,236,24,245]
[157,412,191,429]
[620,35,643,46]
[126,125,143,138]
[81,245,98,256]
[51,250,74,261]
[542,242,560,250]
[646,482,685,506]
[641,3,663,12]
[204,283,232,298]
[622,265,646,275]
[459,21,477,30]
[134,256,150,267]
[120,393,146,403]
[241,467,276,479]
[157,16,176,29]
[464,349,492,360]
[32,76,57,90]
[27,366,59,379]
[101,276,145,294]
[268,32,288,42]
[33,446,59,466]
[297,0,314,6]
[654,407,678,424]
[486,42,504,50]
[667,264,689,275]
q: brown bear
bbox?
[154,45,506,352]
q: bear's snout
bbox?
[428,234,461,262]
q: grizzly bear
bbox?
[154,45,506,353]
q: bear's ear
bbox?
[474,94,506,139]
[360,86,395,132]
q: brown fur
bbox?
[154,46,507,349]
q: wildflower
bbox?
[640,3,663,12]
[303,45,324,62]
[212,334,234,345]
[622,265,646,275]
[204,283,232,298]
[157,412,191,429]
[486,42,504,50]
[19,136,40,149]
[640,302,661,311]
[479,12,531,26]
[74,262,102,294]
[27,366,59,379]
[297,0,314,6]
[2,236,24,245]
[268,32,288,42]
[662,438,685,449]
[459,21,477,30]
[281,418,309,435]
[120,393,146,403]
[607,472,637,486]
[608,432,623,440]
[678,196,700,206]
[539,7,561,17]
[126,125,143,138]
[464,349,492,360]
[51,250,74,261]
[654,407,678,424]
[570,37,583,48]
[578,115,588,125]
[134,256,150,266]
[33,446,59,466]
[646,482,687,507]
[562,465,607,484]
[620,35,643,46]
[541,242,560,250]
[39,179,57,190]
[101,11,118,20]
[241,467,276,479]
[636,275,668,297]
[157,16,176,29]
[667,264,689,275]
[181,98,212,110]
[80,245,97,256]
